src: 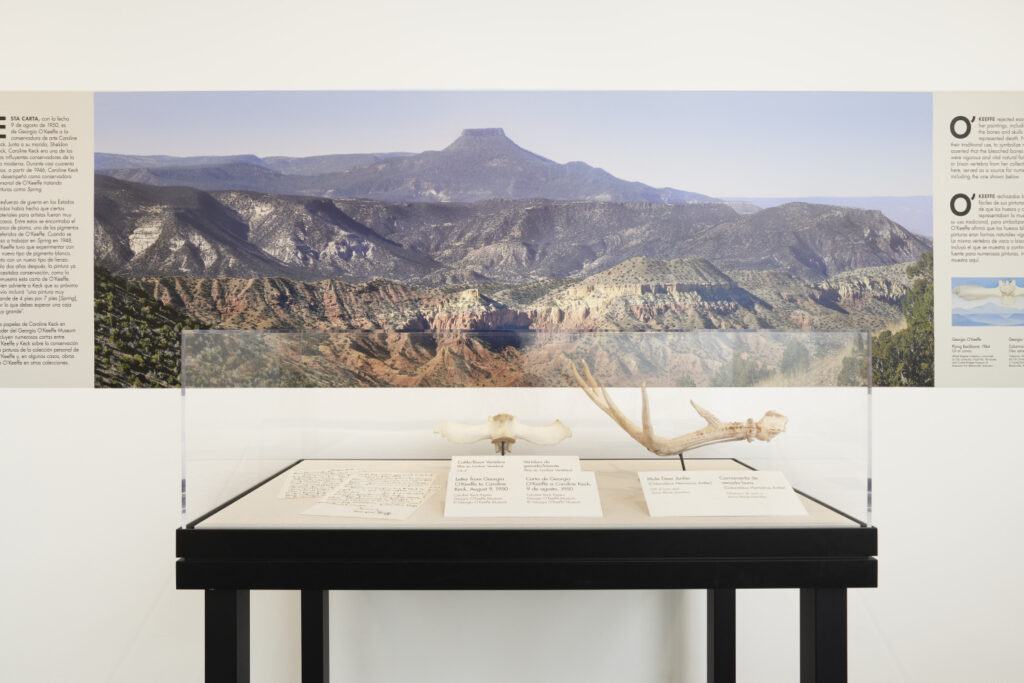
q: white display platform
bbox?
[196,458,861,530]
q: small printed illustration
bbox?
[952,277,1024,326]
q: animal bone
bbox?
[434,413,572,454]
[568,360,787,456]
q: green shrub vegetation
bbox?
[836,333,870,386]
[871,251,934,387]
[94,266,207,388]
[710,351,772,387]
[780,340,811,376]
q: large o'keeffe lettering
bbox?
[950,193,972,216]
[950,116,972,139]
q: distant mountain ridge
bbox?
[261,153,413,175]
[95,152,414,175]
[96,128,717,204]
[103,162,288,193]
[729,195,932,237]
[94,175,931,284]
[95,153,267,170]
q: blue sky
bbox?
[95,91,932,198]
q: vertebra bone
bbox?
[435,413,572,454]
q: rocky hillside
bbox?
[95,175,931,284]
[729,195,932,237]
[694,203,929,278]
[338,197,930,282]
[93,175,295,279]
[139,276,529,331]
[336,197,743,282]
[180,326,865,389]
[94,175,440,281]
[213,190,440,279]
[135,258,912,334]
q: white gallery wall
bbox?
[4,387,1023,682]
[3,1,1024,681]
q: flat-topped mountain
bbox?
[96,128,716,204]
[318,127,716,203]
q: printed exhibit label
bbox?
[935,93,1024,386]
[444,455,603,518]
[0,92,92,387]
[638,470,807,517]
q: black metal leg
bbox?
[800,588,847,683]
[302,590,330,683]
[205,589,250,683]
[707,588,736,683]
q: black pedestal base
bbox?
[800,587,848,683]
[205,590,249,683]
[202,587,851,683]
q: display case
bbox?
[181,329,871,530]
[177,329,875,683]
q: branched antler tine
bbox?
[581,359,600,391]
[577,360,606,409]
[596,385,617,418]
[568,360,604,407]
[690,400,723,428]
[580,360,612,410]
[568,361,596,401]
[641,384,655,441]
[598,385,646,440]
[570,359,627,429]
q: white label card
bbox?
[302,471,436,520]
[639,471,808,517]
[444,455,602,518]
[521,472,602,515]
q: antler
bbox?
[567,360,787,456]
